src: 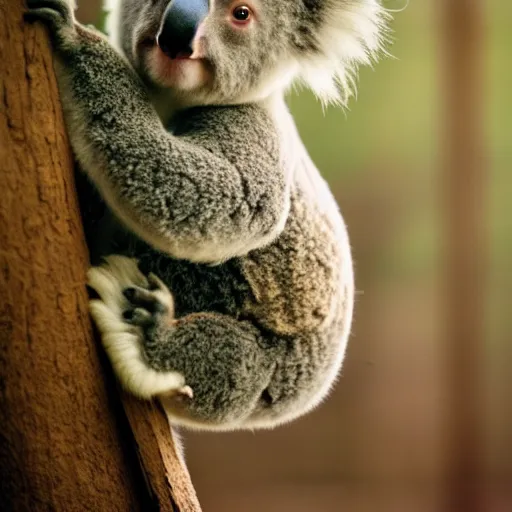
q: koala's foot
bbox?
[122,272,175,329]
[87,255,190,400]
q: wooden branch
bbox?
[0,2,201,510]
[123,396,201,512]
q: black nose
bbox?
[158,0,209,59]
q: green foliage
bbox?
[97,8,108,34]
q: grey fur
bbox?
[25,0,388,430]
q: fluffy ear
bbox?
[296,0,390,106]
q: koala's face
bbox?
[113,0,387,106]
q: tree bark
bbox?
[0,2,200,511]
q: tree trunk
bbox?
[440,1,486,511]
[76,0,104,26]
[0,2,200,511]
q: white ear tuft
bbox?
[297,1,391,106]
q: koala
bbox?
[25,0,389,430]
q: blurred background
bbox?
[78,2,511,511]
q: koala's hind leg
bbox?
[87,256,188,399]
[88,256,277,429]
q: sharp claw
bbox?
[164,385,194,401]
[179,385,194,399]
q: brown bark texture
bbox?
[0,2,201,511]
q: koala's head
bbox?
[104,0,388,107]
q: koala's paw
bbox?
[87,255,188,400]
[25,0,75,41]
[122,273,175,330]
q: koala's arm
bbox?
[28,3,289,263]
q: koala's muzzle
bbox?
[158,0,209,59]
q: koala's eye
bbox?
[232,5,252,24]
